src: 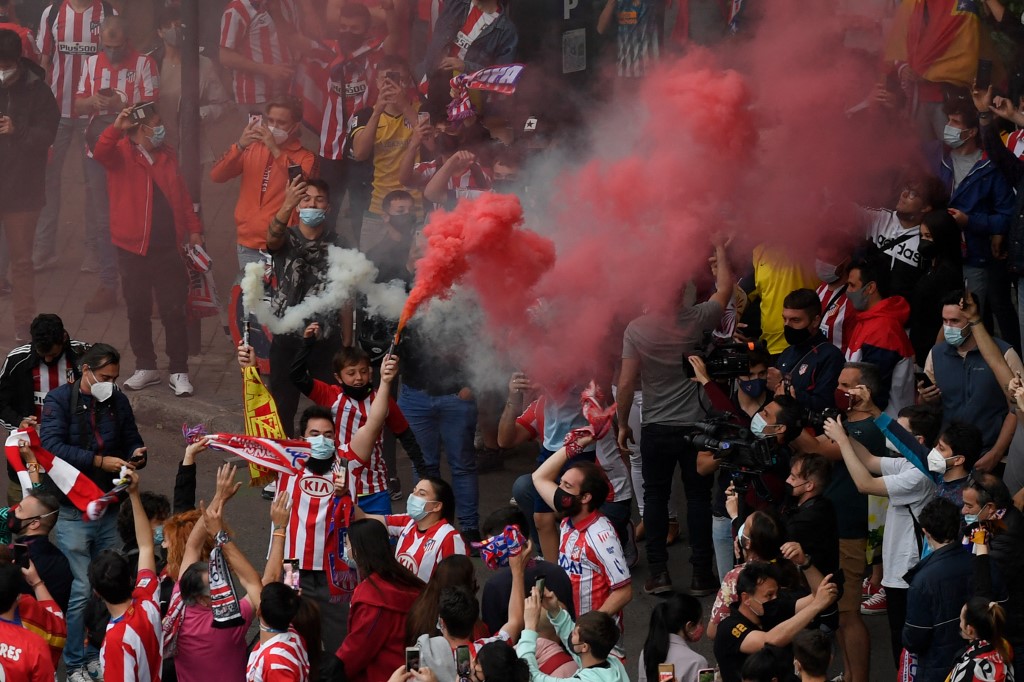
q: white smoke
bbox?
[240,247,407,335]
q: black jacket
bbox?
[19,534,71,612]
[421,0,518,76]
[0,339,89,431]
[985,507,1024,651]
[0,58,60,212]
[979,119,1024,275]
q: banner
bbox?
[241,366,285,485]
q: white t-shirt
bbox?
[880,458,935,590]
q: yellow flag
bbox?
[241,366,282,486]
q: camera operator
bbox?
[617,234,733,596]
[768,288,845,412]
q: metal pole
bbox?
[179,0,201,202]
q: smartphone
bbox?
[698,669,716,682]
[287,163,304,183]
[976,59,994,91]
[535,577,545,597]
[658,663,675,682]
[12,543,29,569]
[283,560,300,591]
[249,111,264,126]
[455,645,471,678]
[385,70,402,83]
[915,371,933,389]
[405,647,421,672]
[129,101,156,123]
[129,451,146,463]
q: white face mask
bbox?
[943,124,968,149]
[89,369,115,402]
[926,448,955,474]
[268,126,289,144]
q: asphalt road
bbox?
[130,424,897,680]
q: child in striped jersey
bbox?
[290,322,433,514]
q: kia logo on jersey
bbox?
[300,476,333,498]
[397,553,418,571]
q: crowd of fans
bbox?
[4,0,1024,682]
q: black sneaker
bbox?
[476,447,504,473]
[462,528,482,557]
[690,572,720,597]
[644,572,673,595]
[623,521,639,569]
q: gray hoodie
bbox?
[516,610,628,682]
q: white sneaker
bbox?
[67,668,92,682]
[262,480,277,500]
[122,369,161,391]
[169,373,194,397]
[86,658,104,681]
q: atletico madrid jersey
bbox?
[557,511,630,625]
[385,514,468,582]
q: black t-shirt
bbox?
[784,495,839,577]
[714,606,761,682]
[824,416,887,538]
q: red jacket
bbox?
[92,125,202,256]
[336,574,422,682]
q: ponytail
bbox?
[963,597,1010,661]
[642,594,702,682]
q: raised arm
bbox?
[823,418,887,496]
[498,540,532,643]
[203,465,263,605]
[268,176,307,252]
[127,470,156,575]
[740,575,838,652]
[348,355,399,460]
[531,436,594,510]
[264,492,291,585]
[708,235,734,310]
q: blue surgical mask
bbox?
[943,124,968,149]
[750,413,771,438]
[739,378,767,398]
[921,541,934,560]
[298,207,327,228]
[407,494,431,521]
[148,124,166,147]
[944,324,971,347]
[153,525,164,545]
[964,513,980,526]
[308,434,335,460]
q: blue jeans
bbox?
[712,514,735,581]
[55,505,120,669]
[83,156,118,287]
[34,117,88,264]
[398,385,479,530]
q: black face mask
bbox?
[337,31,366,51]
[438,133,460,154]
[918,239,937,262]
[783,325,813,346]
[341,383,373,401]
[491,180,520,196]
[760,598,783,626]
[553,488,582,518]
[7,514,23,536]
[388,213,417,232]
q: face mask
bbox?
[153,525,164,545]
[438,133,459,154]
[846,286,871,311]
[406,494,433,521]
[159,26,180,48]
[553,487,582,518]
[918,239,937,262]
[685,621,705,642]
[308,434,335,460]
[760,598,782,624]
[944,324,971,347]
[104,47,128,63]
[491,180,520,196]
[337,31,365,51]
[834,389,852,413]
[148,124,166,147]
[7,513,23,535]
[783,325,812,346]
[739,378,767,398]
[269,125,289,144]
[921,540,934,560]
[388,213,417,231]
[963,513,980,526]
[341,382,372,401]
[943,124,968,149]
[815,259,841,284]
[89,370,115,402]
[342,543,358,569]
[298,208,327,228]
[0,67,16,84]
[750,412,772,439]
[570,638,587,655]
[926,448,956,474]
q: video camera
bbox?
[802,406,842,431]
[682,413,779,484]
[684,332,758,381]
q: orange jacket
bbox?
[209,138,318,249]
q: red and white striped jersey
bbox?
[31,355,73,420]
[76,49,159,113]
[816,282,858,355]
[448,4,500,60]
[0,620,54,682]
[412,158,492,203]
[385,514,468,582]
[100,569,163,682]
[0,23,41,64]
[220,0,292,105]
[38,0,113,118]
[280,460,348,571]
[247,628,310,682]
[317,41,382,159]
[308,380,410,497]
[1007,129,1024,160]
[557,512,630,626]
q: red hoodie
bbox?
[846,295,916,413]
[336,574,422,682]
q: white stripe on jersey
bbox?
[281,464,341,570]
[33,355,69,416]
[220,0,289,105]
[40,0,110,117]
[247,630,310,682]
[387,516,467,582]
[77,52,158,109]
[558,513,630,627]
[332,392,387,496]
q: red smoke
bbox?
[397,192,556,338]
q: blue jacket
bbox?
[40,382,145,505]
[979,120,1024,275]
[927,141,1014,267]
[421,0,518,77]
[930,337,1012,451]
[903,544,978,682]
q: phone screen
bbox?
[249,112,263,126]
[658,664,675,682]
[456,645,471,677]
[535,577,545,596]
[288,164,304,182]
[405,647,421,672]
[698,669,716,682]
[283,560,300,591]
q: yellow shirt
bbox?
[750,244,819,355]
[351,106,423,216]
